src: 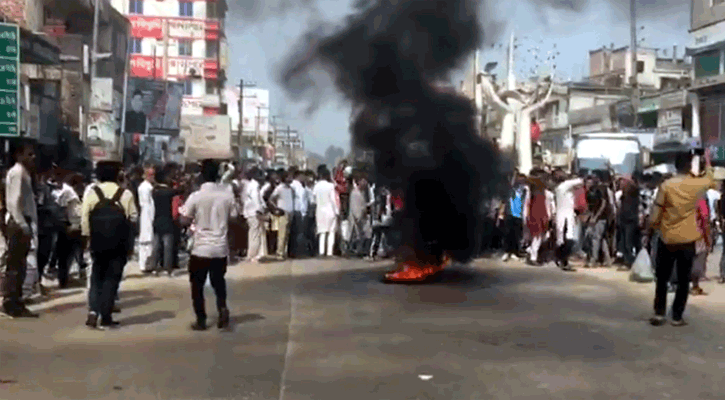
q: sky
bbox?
[225,0,691,155]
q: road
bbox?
[2,253,725,399]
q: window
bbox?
[179,1,193,17]
[182,80,193,96]
[206,80,217,95]
[130,38,142,54]
[205,40,218,59]
[695,50,721,78]
[178,39,192,56]
[206,1,217,18]
[636,60,644,73]
[129,0,143,14]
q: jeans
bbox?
[153,233,175,273]
[504,216,523,255]
[2,218,32,309]
[587,220,611,265]
[54,230,73,287]
[619,220,639,267]
[720,232,725,279]
[88,251,126,322]
[289,211,308,258]
[654,240,695,321]
[188,255,227,322]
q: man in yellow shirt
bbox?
[80,161,137,330]
[648,148,717,327]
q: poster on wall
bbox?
[181,115,233,160]
[87,111,119,160]
[91,78,114,111]
[125,78,184,135]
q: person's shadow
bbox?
[223,313,265,332]
[121,311,176,326]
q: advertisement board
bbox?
[129,16,164,39]
[167,19,205,39]
[91,77,114,111]
[126,78,184,135]
[130,55,164,79]
[87,111,119,161]
[242,88,269,133]
[181,115,233,160]
[167,58,205,77]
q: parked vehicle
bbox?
[572,133,643,176]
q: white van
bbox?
[572,133,643,176]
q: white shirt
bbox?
[53,182,81,230]
[181,182,238,259]
[707,189,721,221]
[290,180,309,216]
[243,179,264,219]
[271,183,294,214]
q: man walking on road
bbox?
[82,162,137,329]
[648,149,717,327]
[1,140,39,318]
[180,160,238,331]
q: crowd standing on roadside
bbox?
[0,142,723,329]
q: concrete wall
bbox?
[692,0,725,31]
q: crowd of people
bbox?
[0,137,722,329]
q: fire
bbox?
[384,252,450,283]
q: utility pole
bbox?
[237,79,256,160]
[286,125,298,167]
[630,0,639,128]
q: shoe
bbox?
[112,306,121,313]
[690,287,707,296]
[12,306,39,318]
[86,312,98,329]
[38,283,49,297]
[98,320,120,330]
[191,320,207,331]
[649,315,667,326]
[218,308,230,329]
[671,319,688,327]
[501,254,510,262]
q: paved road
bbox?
[2,255,725,399]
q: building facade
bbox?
[110,0,228,117]
[589,46,690,92]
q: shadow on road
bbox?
[121,310,176,326]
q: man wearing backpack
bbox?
[80,161,137,329]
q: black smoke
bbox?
[279,0,506,263]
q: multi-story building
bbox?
[110,0,229,117]
[688,0,725,160]
[589,45,690,92]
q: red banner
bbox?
[203,107,220,116]
[130,55,164,78]
[129,16,164,39]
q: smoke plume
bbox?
[278,0,506,263]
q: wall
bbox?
[692,0,725,31]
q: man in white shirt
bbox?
[179,159,239,331]
[269,171,294,260]
[554,173,584,271]
[243,168,267,263]
[137,167,155,273]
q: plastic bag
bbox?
[630,248,655,283]
[340,220,352,241]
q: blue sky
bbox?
[226,0,690,155]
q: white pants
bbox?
[246,216,266,261]
[528,235,543,262]
[318,232,335,256]
[138,241,154,272]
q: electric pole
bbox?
[238,79,256,160]
[630,0,639,128]
[286,125,298,167]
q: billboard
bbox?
[167,19,205,39]
[130,55,164,79]
[167,58,204,77]
[125,78,183,135]
[181,115,233,160]
[87,111,119,161]
[128,16,163,39]
[241,88,269,134]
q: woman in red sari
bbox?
[525,176,549,265]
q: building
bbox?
[110,0,228,117]
[688,0,725,161]
[589,45,690,92]
[224,86,274,163]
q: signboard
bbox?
[87,111,119,161]
[129,16,164,39]
[167,58,204,77]
[91,78,114,111]
[242,88,269,133]
[0,23,19,137]
[126,78,184,135]
[130,55,164,79]
[167,19,205,39]
[689,20,725,53]
[181,97,203,115]
[181,115,233,160]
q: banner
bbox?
[87,111,119,161]
[91,78,114,111]
[181,115,233,160]
[125,78,184,135]
[167,19,205,39]
[129,16,163,39]
[167,58,205,77]
[130,55,164,79]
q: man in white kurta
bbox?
[313,171,339,257]
[555,176,583,270]
[243,170,266,262]
[137,169,155,273]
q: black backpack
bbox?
[89,185,132,254]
